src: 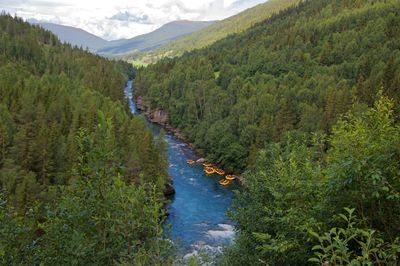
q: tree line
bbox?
[0,14,174,264]
[136,0,400,173]
[135,0,400,264]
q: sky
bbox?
[0,0,267,40]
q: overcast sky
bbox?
[0,0,267,40]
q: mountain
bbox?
[139,0,299,62]
[29,21,109,51]
[97,20,216,55]
[28,19,216,55]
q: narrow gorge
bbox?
[125,81,236,260]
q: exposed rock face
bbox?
[150,109,169,125]
[136,96,244,187]
[196,158,206,163]
[136,96,145,111]
[136,96,169,125]
[236,175,245,185]
[137,96,180,197]
[164,176,176,197]
[136,96,193,148]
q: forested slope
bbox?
[98,20,216,55]
[221,94,400,265]
[0,14,172,264]
[165,0,298,53]
[136,0,400,172]
[32,21,110,51]
[136,0,299,63]
[133,0,300,64]
[136,0,400,264]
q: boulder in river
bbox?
[164,176,175,197]
[150,108,169,126]
[236,175,245,185]
[196,158,206,163]
[182,242,224,264]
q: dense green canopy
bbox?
[0,14,172,264]
[221,94,400,265]
[136,0,400,173]
[1,0,400,263]
[135,0,400,264]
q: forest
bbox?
[134,0,299,64]
[136,0,400,173]
[1,0,400,264]
[0,14,174,264]
[135,0,400,265]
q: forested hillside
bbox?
[135,0,299,63]
[98,20,216,56]
[221,94,400,265]
[136,0,400,172]
[0,14,172,264]
[32,21,110,51]
[136,0,400,264]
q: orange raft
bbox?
[204,167,216,175]
[219,179,230,186]
[225,175,235,181]
[203,163,213,167]
[216,169,225,175]
[186,159,195,165]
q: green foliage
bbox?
[136,0,400,172]
[0,14,173,264]
[225,136,324,265]
[0,13,167,211]
[36,120,174,265]
[309,208,400,265]
[0,191,39,264]
[223,95,400,265]
[326,92,400,238]
[134,0,300,63]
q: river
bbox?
[124,80,235,261]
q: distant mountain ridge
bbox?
[139,0,300,62]
[97,20,216,55]
[28,21,109,51]
[28,19,216,55]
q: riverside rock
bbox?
[196,158,206,163]
[164,176,175,197]
[136,96,169,125]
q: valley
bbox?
[1,0,400,265]
[125,81,235,261]
[31,20,216,56]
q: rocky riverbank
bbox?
[136,96,198,151]
[164,176,175,197]
[136,96,245,185]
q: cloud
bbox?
[0,0,268,40]
[109,11,151,24]
[230,0,265,9]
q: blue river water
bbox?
[124,80,235,258]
